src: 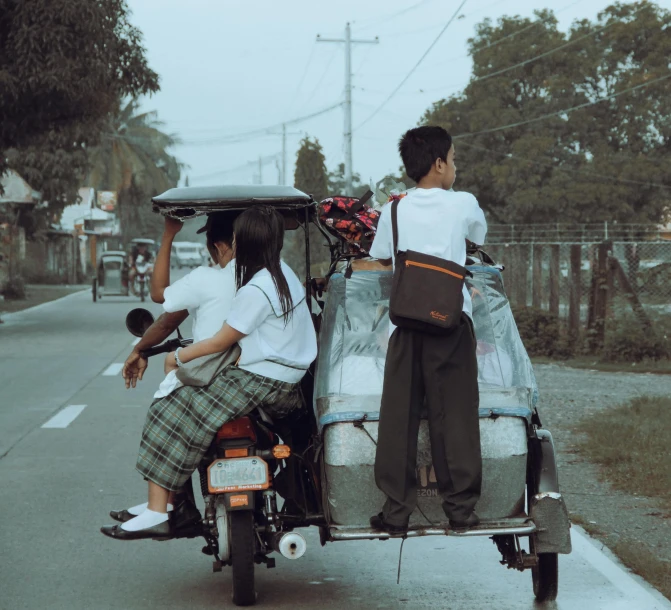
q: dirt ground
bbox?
[535,363,671,595]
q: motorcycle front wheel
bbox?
[230,510,256,606]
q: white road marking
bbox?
[572,526,671,609]
[103,363,124,376]
[41,405,87,429]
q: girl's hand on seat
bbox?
[165,351,178,374]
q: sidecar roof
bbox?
[152,185,314,219]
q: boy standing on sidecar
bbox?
[369,125,487,532]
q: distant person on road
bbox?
[110,211,239,527]
[369,125,487,533]
[102,206,317,541]
[128,242,154,295]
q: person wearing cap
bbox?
[113,212,239,528]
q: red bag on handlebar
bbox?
[318,190,380,256]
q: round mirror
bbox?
[126,308,155,337]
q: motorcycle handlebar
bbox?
[139,338,192,359]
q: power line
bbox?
[354,0,469,133]
[297,47,340,114]
[286,42,318,111]
[419,2,647,97]
[455,72,671,139]
[457,141,671,190]
[190,153,281,183]
[179,102,344,146]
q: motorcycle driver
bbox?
[113,212,239,529]
[128,242,154,295]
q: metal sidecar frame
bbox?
[150,185,572,603]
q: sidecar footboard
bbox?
[328,518,536,541]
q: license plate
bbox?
[207,457,270,493]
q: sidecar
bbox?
[314,262,572,602]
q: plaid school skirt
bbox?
[136,366,302,491]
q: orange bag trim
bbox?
[405,260,464,280]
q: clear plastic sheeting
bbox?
[315,268,538,429]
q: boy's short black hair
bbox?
[198,211,239,246]
[398,126,453,183]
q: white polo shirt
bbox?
[154,263,237,398]
[370,188,487,331]
[226,262,318,384]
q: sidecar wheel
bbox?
[230,510,256,606]
[532,551,558,602]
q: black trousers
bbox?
[374,315,482,525]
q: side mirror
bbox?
[126,308,155,337]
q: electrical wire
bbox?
[454,72,671,139]
[179,102,344,146]
[286,42,318,111]
[297,48,341,115]
[419,2,648,97]
[354,0,469,133]
[190,153,281,183]
[457,141,671,190]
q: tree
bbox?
[294,137,328,202]
[421,2,671,225]
[86,99,182,239]
[0,0,159,212]
[286,137,330,275]
[327,163,369,198]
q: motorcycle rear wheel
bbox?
[230,511,256,606]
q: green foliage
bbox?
[422,2,671,224]
[512,306,573,358]
[288,137,330,275]
[86,99,181,239]
[602,312,670,362]
[87,99,181,196]
[294,137,328,202]
[0,0,159,212]
[2,275,26,300]
[327,163,369,198]
[117,176,165,242]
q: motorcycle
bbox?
[133,254,152,302]
[120,184,573,607]
[126,307,321,607]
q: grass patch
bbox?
[613,542,671,601]
[574,396,671,509]
[532,356,671,375]
[571,512,671,599]
[0,284,87,315]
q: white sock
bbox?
[121,509,169,532]
[128,502,174,516]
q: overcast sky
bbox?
[128,0,671,192]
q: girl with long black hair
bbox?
[101,205,317,540]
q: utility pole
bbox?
[281,123,287,185]
[317,23,378,195]
[258,155,263,185]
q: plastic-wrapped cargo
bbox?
[314,267,538,526]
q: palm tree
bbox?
[87,99,183,239]
[87,98,182,194]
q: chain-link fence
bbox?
[484,225,671,334]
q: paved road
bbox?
[0,287,669,610]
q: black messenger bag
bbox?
[389,197,471,334]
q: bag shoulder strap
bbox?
[391,197,400,257]
[342,189,374,220]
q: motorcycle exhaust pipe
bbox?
[271,532,307,560]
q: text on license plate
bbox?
[207,457,270,493]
